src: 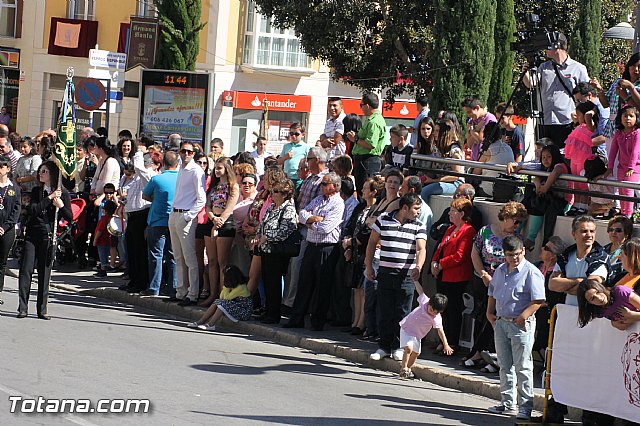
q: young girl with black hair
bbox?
[602,104,640,217]
[524,145,571,250]
[187,265,253,331]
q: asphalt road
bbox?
[0,281,516,426]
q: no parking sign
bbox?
[75,78,106,111]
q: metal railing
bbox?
[410,154,640,203]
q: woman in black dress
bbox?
[0,156,20,306]
[17,161,72,319]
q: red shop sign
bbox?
[231,91,312,112]
[341,98,416,119]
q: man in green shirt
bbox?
[354,92,386,195]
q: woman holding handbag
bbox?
[430,198,477,353]
[252,179,298,324]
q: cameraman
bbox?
[523,33,589,149]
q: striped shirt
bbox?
[297,169,328,213]
[299,192,344,244]
[373,211,427,274]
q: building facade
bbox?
[2,1,416,154]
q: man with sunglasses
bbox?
[168,142,206,306]
[278,122,309,188]
[353,92,386,194]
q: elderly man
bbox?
[318,97,346,161]
[284,172,344,331]
[0,134,17,174]
[168,141,206,306]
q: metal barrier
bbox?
[410,154,640,203]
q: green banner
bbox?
[54,79,77,179]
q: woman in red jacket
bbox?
[430,198,477,352]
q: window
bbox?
[137,0,157,18]
[243,0,311,70]
[0,0,17,37]
[68,0,95,20]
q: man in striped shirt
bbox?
[284,172,344,331]
[365,192,428,361]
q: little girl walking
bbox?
[187,265,253,331]
[602,104,640,217]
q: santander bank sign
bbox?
[227,91,312,112]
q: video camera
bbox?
[510,14,562,65]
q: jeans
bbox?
[420,180,461,204]
[97,245,110,268]
[147,226,176,295]
[376,271,415,353]
[364,255,379,336]
[494,317,536,411]
[354,155,382,197]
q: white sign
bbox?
[88,68,124,89]
[89,49,126,70]
[551,304,640,423]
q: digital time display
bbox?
[163,74,188,85]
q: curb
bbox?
[53,282,580,418]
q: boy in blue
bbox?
[486,235,545,421]
[278,122,309,188]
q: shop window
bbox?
[243,0,311,70]
[136,0,157,18]
[0,0,18,37]
[68,0,95,21]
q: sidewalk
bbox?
[40,262,579,419]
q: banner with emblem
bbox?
[54,72,77,179]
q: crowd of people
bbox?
[0,32,638,424]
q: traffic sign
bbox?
[88,68,124,89]
[75,78,106,111]
[109,91,123,101]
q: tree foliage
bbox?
[155,0,206,71]
[570,0,602,77]
[488,0,516,110]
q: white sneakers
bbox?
[392,349,404,361]
[186,322,216,331]
[369,349,389,360]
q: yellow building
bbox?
[2,1,416,154]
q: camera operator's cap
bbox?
[556,33,568,50]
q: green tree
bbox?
[570,0,602,77]
[155,0,206,71]
[488,0,516,110]
[430,0,497,123]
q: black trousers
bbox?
[376,271,414,353]
[290,243,339,328]
[353,155,382,197]
[18,233,50,315]
[0,227,15,293]
[261,252,291,322]
[436,279,468,347]
[125,209,149,291]
[540,123,573,150]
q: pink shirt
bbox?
[608,128,640,173]
[399,293,443,339]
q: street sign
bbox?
[88,68,124,89]
[109,91,123,101]
[75,78,106,111]
[89,49,126,70]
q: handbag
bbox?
[269,206,302,257]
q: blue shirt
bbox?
[280,141,310,180]
[143,170,179,227]
[488,258,545,318]
[419,199,433,234]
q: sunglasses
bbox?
[289,132,301,137]
[608,227,624,233]
[104,191,115,195]
[504,250,524,257]
[241,181,255,186]
[180,149,194,154]
[359,102,365,107]
[320,182,332,186]
[307,156,317,161]
[197,160,208,165]
[542,245,554,253]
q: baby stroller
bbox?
[54,197,87,266]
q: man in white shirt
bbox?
[318,97,346,162]
[168,142,206,306]
[250,136,273,177]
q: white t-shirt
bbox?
[554,251,608,306]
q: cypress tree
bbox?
[431,0,497,124]
[488,0,516,110]
[155,0,206,71]
[569,0,602,77]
